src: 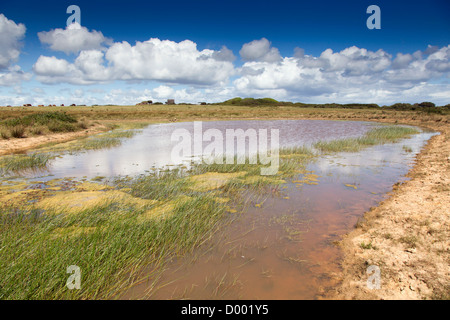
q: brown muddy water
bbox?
[10,120,436,299]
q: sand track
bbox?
[0,124,107,155]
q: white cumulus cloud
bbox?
[0,14,26,69]
[0,14,32,86]
[239,38,281,63]
[33,38,236,86]
[234,43,450,104]
[38,23,112,54]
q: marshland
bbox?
[0,102,448,299]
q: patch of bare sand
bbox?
[327,122,449,300]
[0,124,107,155]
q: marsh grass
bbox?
[114,168,191,201]
[0,190,228,299]
[403,145,413,152]
[0,153,51,174]
[81,137,123,150]
[314,126,420,153]
[72,129,141,151]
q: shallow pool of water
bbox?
[110,121,436,299]
[26,119,382,180]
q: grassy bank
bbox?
[0,112,91,139]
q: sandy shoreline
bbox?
[0,111,448,299]
[0,124,107,156]
[328,121,449,299]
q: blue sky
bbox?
[0,0,449,105]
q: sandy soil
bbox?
[328,121,449,300]
[0,124,107,155]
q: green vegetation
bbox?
[399,235,419,248]
[402,145,413,152]
[66,129,141,152]
[314,126,420,153]
[0,153,51,174]
[0,111,91,139]
[0,192,227,299]
[217,97,285,106]
[1,111,77,128]
[360,241,376,250]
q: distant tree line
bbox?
[212,97,450,113]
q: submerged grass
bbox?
[0,189,228,299]
[314,125,420,153]
[0,153,51,174]
[67,129,141,152]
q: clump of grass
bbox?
[365,126,419,141]
[315,138,360,153]
[0,128,11,139]
[0,153,51,173]
[77,117,90,130]
[314,126,420,153]
[47,121,78,133]
[280,146,315,156]
[10,125,25,138]
[67,130,140,152]
[104,130,140,139]
[114,168,190,201]
[383,233,393,240]
[360,241,376,250]
[190,145,314,177]
[81,137,122,150]
[402,145,413,152]
[30,126,47,136]
[399,235,419,248]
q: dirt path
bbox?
[328,122,449,300]
[0,124,107,155]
